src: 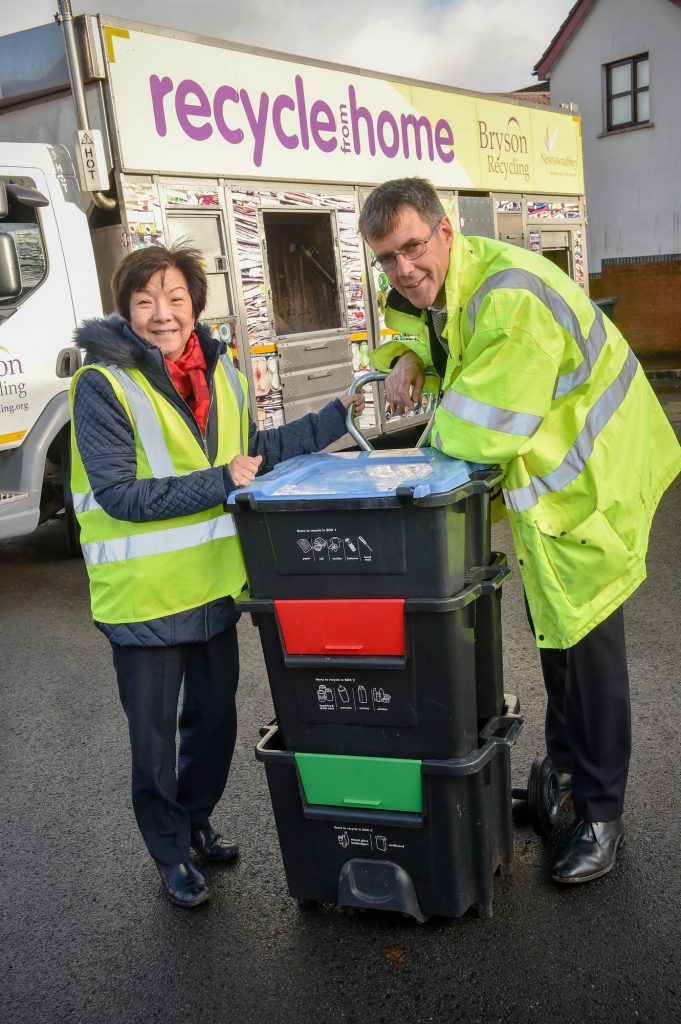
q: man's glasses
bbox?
[370,219,442,272]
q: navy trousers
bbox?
[527,603,631,823]
[112,626,239,865]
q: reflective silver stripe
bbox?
[466,270,608,398]
[81,514,238,566]
[103,364,177,478]
[434,432,443,449]
[72,491,102,514]
[504,348,639,513]
[441,389,543,437]
[76,358,245,525]
[554,302,608,398]
[219,354,245,455]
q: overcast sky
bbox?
[2,1,576,92]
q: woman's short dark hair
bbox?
[111,242,208,321]
[358,177,445,240]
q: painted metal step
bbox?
[0,491,29,505]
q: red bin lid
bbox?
[274,599,405,656]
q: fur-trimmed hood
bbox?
[73,315,222,371]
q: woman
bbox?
[69,243,363,908]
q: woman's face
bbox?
[129,266,195,361]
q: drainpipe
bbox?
[55,0,117,211]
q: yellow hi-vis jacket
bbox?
[372,233,681,648]
[69,354,248,626]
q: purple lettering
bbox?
[349,85,375,156]
[400,114,434,160]
[149,75,174,136]
[435,119,455,163]
[295,76,310,150]
[309,100,337,153]
[175,79,212,141]
[240,89,270,167]
[272,94,298,150]
[377,110,399,158]
[214,84,244,144]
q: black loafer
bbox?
[155,860,210,907]
[191,824,239,864]
[552,817,624,884]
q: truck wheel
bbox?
[61,439,81,559]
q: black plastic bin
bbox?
[240,557,508,758]
[229,450,502,599]
[255,713,523,921]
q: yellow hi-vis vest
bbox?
[69,354,249,626]
[372,233,681,648]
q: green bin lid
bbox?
[295,751,422,813]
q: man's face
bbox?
[367,204,453,309]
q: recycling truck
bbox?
[0,7,587,548]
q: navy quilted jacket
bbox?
[72,316,349,646]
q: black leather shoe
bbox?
[191,824,239,864]
[155,860,210,907]
[552,816,624,884]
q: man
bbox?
[358,177,681,884]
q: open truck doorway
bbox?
[262,209,342,337]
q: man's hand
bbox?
[228,454,262,487]
[385,352,426,414]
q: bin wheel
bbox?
[527,754,560,837]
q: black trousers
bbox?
[112,627,239,865]
[526,602,631,822]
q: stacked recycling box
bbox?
[229,448,523,921]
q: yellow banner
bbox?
[104,23,583,195]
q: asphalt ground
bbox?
[1,392,680,1024]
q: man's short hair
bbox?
[358,177,445,239]
[111,242,208,321]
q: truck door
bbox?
[494,197,524,247]
[258,206,354,423]
[0,153,101,545]
[163,208,237,349]
[0,170,69,452]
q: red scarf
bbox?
[165,332,211,435]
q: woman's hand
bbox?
[228,454,263,486]
[340,391,366,415]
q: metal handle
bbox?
[346,370,441,451]
[55,346,82,378]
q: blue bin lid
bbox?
[227,448,490,508]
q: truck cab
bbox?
[0,142,102,552]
